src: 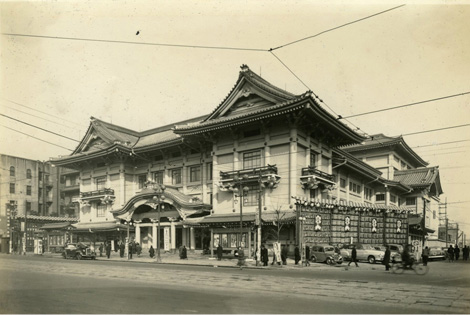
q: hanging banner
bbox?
[164,227,170,251]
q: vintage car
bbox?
[63,243,96,260]
[429,247,446,260]
[388,244,404,262]
[342,244,384,264]
[310,244,343,265]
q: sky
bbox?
[1,0,469,237]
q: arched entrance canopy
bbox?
[110,183,212,221]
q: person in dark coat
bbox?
[119,241,125,258]
[181,245,187,259]
[294,246,301,265]
[128,241,134,259]
[216,244,223,261]
[348,245,359,267]
[305,245,311,266]
[136,242,142,257]
[99,243,104,257]
[463,245,469,261]
[383,245,391,271]
[105,242,111,259]
[281,245,288,265]
[237,246,245,270]
[448,245,454,262]
[261,244,269,266]
[149,245,155,258]
[455,245,460,261]
[422,246,430,266]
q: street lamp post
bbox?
[152,185,166,263]
[233,175,249,248]
[125,219,133,260]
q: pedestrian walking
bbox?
[348,245,359,267]
[128,241,134,259]
[383,245,391,271]
[119,241,125,258]
[216,244,223,261]
[422,246,430,266]
[136,242,142,257]
[281,245,288,265]
[305,245,311,266]
[99,243,104,257]
[181,245,187,259]
[261,244,269,266]
[455,245,460,261]
[105,241,111,259]
[149,245,155,258]
[294,245,301,265]
[237,246,245,270]
[448,245,454,262]
[463,245,469,261]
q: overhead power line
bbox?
[0,125,73,151]
[0,113,79,142]
[270,4,405,51]
[411,139,470,149]
[340,91,470,119]
[1,33,267,52]
[399,124,470,137]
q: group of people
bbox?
[97,240,142,259]
[446,245,469,262]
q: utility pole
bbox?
[257,175,263,266]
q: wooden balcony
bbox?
[79,188,115,206]
[218,165,281,191]
[300,166,336,191]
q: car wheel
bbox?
[326,257,333,265]
[368,256,376,264]
[76,254,82,260]
[311,255,317,263]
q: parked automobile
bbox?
[429,247,446,260]
[388,244,404,262]
[63,243,96,260]
[310,244,343,265]
[342,244,384,264]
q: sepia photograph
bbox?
[0,0,469,314]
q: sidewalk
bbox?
[40,250,381,271]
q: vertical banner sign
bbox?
[164,227,170,251]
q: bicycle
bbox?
[391,261,429,275]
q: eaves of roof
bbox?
[15,214,79,222]
[333,148,382,179]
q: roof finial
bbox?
[240,64,249,72]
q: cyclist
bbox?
[401,244,414,269]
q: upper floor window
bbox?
[376,194,385,202]
[189,166,201,182]
[152,171,164,185]
[243,184,259,207]
[207,163,213,181]
[390,194,397,203]
[339,178,346,189]
[95,176,107,190]
[349,181,361,194]
[10,183,15,194]
[433,210,436,219]
[10,166,15,177]
[171,151,182,158]
[243,151,261,169]
[138,175,147,189]
[26,201,31,212]
[364,187,373,201]
[97,204,107,217]
[310,152,316,167]
[154,154,164,162]
[26,185,32,196]
[171,168,182,185]
[406,197,416,206]
[26,169,32,179]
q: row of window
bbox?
[9,166,50,180]
[138,164,214,188]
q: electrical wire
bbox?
[1,33,268,52]
[399,124,470,137]
[340,91,470,119]
[269,4,406,51]
[1,113,80,142]
[0,125,74,151]
[411,139,470,149]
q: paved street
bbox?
[0,254,469,314]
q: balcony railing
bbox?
[300,166,336,191]
[78,188,115,206]
[218,165,281,191]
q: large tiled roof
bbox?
[394,167,440,187]
[15,214,79,222]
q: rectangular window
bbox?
[243,151,261,169]
[26,185,32,196]
[153,171,164,184]
[189,166,201,182]
[243,129,261,138]
[349,181,361,194]
[243,184,259,206]
[433,210,436,219]
[10,183,15,194]
[364,187,373,201]
[26,201,31,212]
[310,152,316,167]
[171,151,182,158]
[154,154,164,161]
[95,176,107,190]
[390,195,397,203]
[138,175,147,189]
[340,178,346,189]
[376,194,385,202]
[97,204,107,217]
[171,169,182,185]
[406,197,416,205]
[207,163,213,181]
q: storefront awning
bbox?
[41,222,74,230]
[72,222,134,232]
